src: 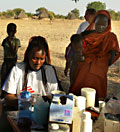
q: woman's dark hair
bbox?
[24,36,49,64]
[23,36,49,90]
[7,23,16,34]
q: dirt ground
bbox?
[0,18,120,97]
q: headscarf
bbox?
[83,10,120,63]
[86,10,111,32]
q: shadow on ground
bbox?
[107,79,120,97]
[54,66,70,93]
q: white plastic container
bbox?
[81,88,96,108]
[80,111,92,132]
[76,96,86,113]
[104,118,120,132]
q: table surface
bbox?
[8,106,81,132]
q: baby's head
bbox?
[70,34,83,52]
[7,23,17,37]
[24,36,49,71]
[94,14,109,33]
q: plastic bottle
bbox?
[80,111,92,132]
[17,91,33,127]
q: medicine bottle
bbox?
[80,111,92,132]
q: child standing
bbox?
[1,23,21,89]
[64,34,85,85]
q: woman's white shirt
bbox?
[2,62,59,96]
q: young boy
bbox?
[1,23,21,90]
[64,34,85,85]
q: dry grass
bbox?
[0,18,120,94]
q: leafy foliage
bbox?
[26,12,33,18]
[72,0,79,2]
[71,8,80,18]
[66,8,80,19]
[36,7,48,15]
[48,11,55,20]
[13,8,25,16]
[54,14,65,19]
[108,9,120,20]
[87,1,106,11]
[6,10,14,17]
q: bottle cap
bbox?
[83,111,91,119]
[20,91,31,99]
[50,123,59,130]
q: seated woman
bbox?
[69,10,120,102]
[2,36,60,108]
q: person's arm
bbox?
[64,59,71,76]
[2,64,19,108]
[13,39,21,55]
[108,50,117,66]
[1,39,6,47]
[15,39,21,54]
[5,93,18,107]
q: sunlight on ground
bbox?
[0,18,119,94]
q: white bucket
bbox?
[81,88,96,108]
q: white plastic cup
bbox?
[76,96,86,113]
[81,88,96,108]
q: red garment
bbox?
[69,10,120,100]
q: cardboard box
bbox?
[104,118,120,132]
[49,94,74,124]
